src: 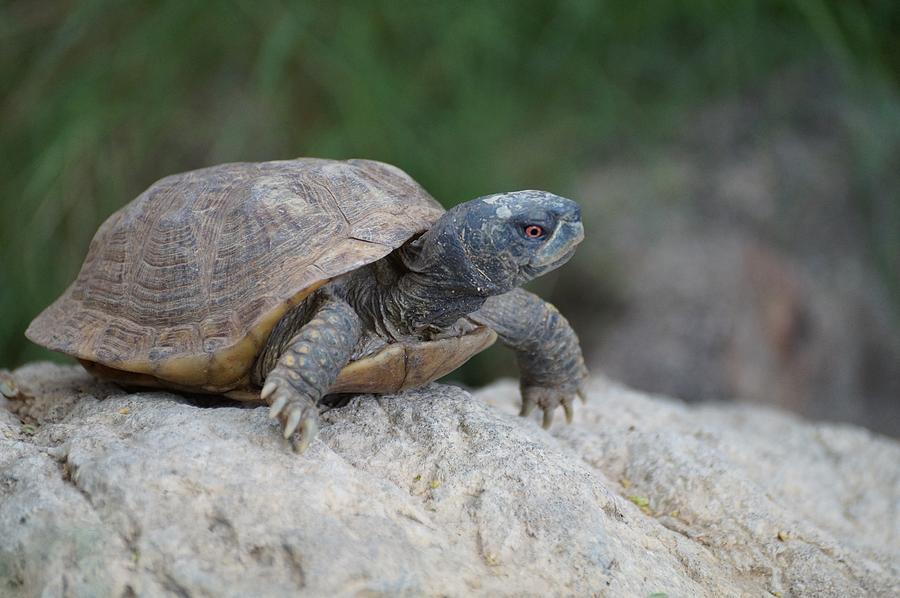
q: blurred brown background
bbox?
[2,2,898,435]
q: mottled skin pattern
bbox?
[471,289,588,428]
[255,190,587,450]
[256,297,362,452]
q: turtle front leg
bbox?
[258,297,363,452]
[469,288,588,428]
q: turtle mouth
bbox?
[523,246,577,278]
[526,220,583,272]
[544,246,578,269]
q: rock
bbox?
[1,362,897,597]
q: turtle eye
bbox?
[522,224,546,239]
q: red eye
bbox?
[524,225,544,239]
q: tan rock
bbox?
[0,362,896,597]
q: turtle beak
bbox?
[553,200,584,249]
[526,216,584,276]
[543,212,584,258]
[560,219,584,245]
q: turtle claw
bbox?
[541,407,554,429]
[268,391,290,418]
[261,374,321,453]
[520,394,537,417]
[292,418,318,453]
[284,407,303,439]
[261,381,277,400]
[521,384,581,429]
[562,400,574,424]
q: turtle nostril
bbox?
[553,202,581,223]
[566,206,582,223]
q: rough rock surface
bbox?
[1,362,897,597]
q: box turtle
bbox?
[27,158,587,451]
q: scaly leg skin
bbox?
[260,297,362,452]
[470,288,588,428]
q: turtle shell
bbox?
[26,158,446,391]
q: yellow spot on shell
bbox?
[283,355,296,366]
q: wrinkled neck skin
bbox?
[393,252,492,333]
[340,258,488,341]
[342,225,515,340]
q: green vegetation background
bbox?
[2,1,898,381]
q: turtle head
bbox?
[406,190,584,296]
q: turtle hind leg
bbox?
[260,297,363,453]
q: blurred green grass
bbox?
[2,0,898,371]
